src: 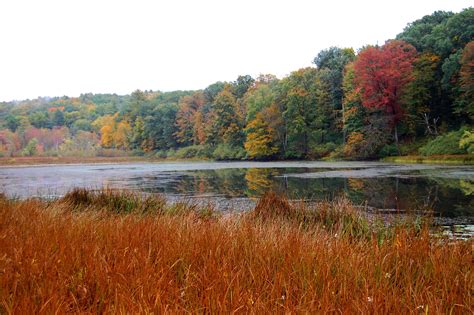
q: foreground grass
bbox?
[0,190,472,313]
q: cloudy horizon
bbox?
[0,0,472,102]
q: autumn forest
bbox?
[1,9,473,160]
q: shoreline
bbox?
[1,154,474,167]
[382,155,474,165]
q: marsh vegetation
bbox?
[0,189,472,313]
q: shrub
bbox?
[419,128,468,156]
[378,144,398,157]
[154,150,168,159]
[166,149,176,159]
[174,146,197,159]
[212,144,246,160]
[309,142,338,158]
[459,130,474,154]
[326,145,345,160]
[174,145,213,159]
[131,149,145,156]
[194,145,214,158]
[398,138,429,155]
[22,138,38,156]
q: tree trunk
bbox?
[304,132,308,158]
[394,125,400,155]
[342,104,346,145]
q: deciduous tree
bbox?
[354,40,417,151]
[280,68,318,158]
[244,113,278,159]
[456,41,474,120]
[211,86,244,147]
[176,92,206,145]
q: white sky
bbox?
[0,0,471,102]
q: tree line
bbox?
[1,8,473,159]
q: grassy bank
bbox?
[0,156,156,166]
[0,156,215,167]
[3,154,474,167]
[383,154,474,165]
[0,189,472,313]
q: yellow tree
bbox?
[244,113,278,159]
[114,121,132,149]
[92,114,131,149]
[194,111,207,144]
[175,92,206,145]
[93,115,116,148]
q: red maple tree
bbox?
[354,40,417,148]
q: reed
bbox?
[62,188,167,214]
[0,190,471,313]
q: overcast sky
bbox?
[0,0,471,102]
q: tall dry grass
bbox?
[0,190,472,313]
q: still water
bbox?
[1,161,473,223]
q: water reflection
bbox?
[129,167,473,219]
[0,162,472,221]
[245,168,277,195]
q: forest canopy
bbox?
[1,8,473,160]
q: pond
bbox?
[1,161,473,225]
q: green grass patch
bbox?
[383,154,474,165]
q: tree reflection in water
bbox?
[127,167,473,219]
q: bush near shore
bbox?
[0,190,472,313]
